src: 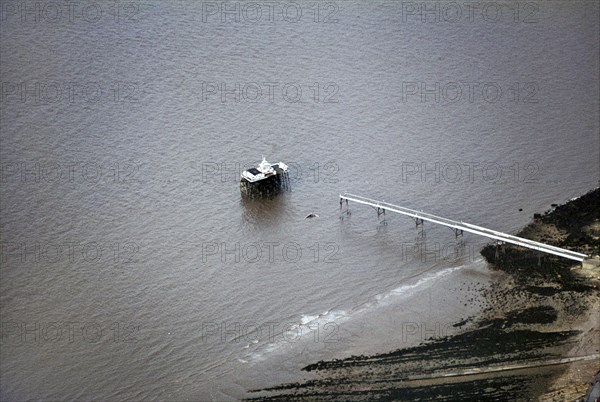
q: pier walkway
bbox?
[340,193,589,263]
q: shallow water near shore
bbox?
[230,259,499,399]
[1,1,599,400]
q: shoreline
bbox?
[246,188,600,401]
[480,187,600,400]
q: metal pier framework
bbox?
[339,193,589,263]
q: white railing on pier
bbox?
[340,193,589,262]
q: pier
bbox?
[339,193,589,263]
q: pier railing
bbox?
[340,193,589,263]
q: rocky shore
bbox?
[247,189,600,401]
[480,188,600,289]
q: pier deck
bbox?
[340,193,589,262]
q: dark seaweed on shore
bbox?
[247,304,578,400]
[299,307,566,374]
[251,295,578,401]
[247,306,577,400]
[480,188,599,289]
[249,374,552,402]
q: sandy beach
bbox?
[247,189,600,401]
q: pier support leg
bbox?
[339,198,350,218]
[377,207,386,224]
[413,218,424,237]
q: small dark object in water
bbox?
[551,203,558,207]
[519,208,523,212]
[305,213,319,219]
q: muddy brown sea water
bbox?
[1,1,599,400]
